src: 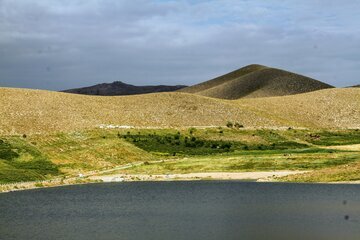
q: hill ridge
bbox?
[180,64,334,99]
[179,64,267,94]
[63,81,187,96]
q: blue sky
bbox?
[0,0,359,90]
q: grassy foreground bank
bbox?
[1,127,360,187]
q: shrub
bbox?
[218,127,224,134]
[220,143,232,150]
[0,140,20,160]
[234,122,244,129]
[35,183,44,188]
[226,121,233,128]
[211,143,219,149]
[195,140,205,147]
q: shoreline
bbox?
[3,170,360,194]
[89,171,308,182]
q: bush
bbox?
[220,143,232,150]
[218,127,224,134]
[234,122,244,129]
[0,140,20,160]
[189,128,196,135]
[226,121,233,128]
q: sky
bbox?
[0,0,359,90]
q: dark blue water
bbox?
[1,181,360,240]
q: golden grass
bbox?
[26,131,155,175]
[282,159,360,182]
[0,87,359,134]
[237,88,360,129]
[0,87,276,134]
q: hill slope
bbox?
[179,64,267,94]
[179,64,333,99]
[63,81,187,96]
[237,88,360,129]
[0,87,274,134]
[0,87,359,134]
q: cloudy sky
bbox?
[0,0,359,90]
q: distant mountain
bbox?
[179,64,334,99]
[63,81,187,96]
[349,84,360,88]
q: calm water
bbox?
[1,181,360,240]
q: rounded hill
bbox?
[180,64,334,99]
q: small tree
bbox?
[218,127,224,134]
[189,128,196,135]
[226,121,233,128]
[174,133,180,140]
[234,122,244,129]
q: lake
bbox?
[1,181,360,240]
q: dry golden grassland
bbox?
[238,88,360,129]
[0,87,359,135]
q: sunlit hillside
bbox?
[0,87,358,135]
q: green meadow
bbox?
[1,128,359,184]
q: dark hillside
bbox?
[63,81,187,96]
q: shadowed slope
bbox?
[63,81,187,96]
[180,64,333,99]
[179,64,266,94]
